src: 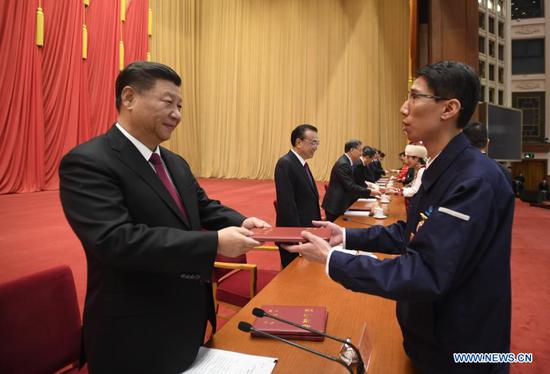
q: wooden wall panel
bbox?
[429,0,478,68]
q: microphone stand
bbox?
[238,322,353,374]
[252,308,365,374]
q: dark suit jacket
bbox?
[329,134,514,373]
[353,159,376,186]
[402,166,415,185]
[274,151,321,266]
[368,159,385,181]
[59,126,245,373]
[322,155,372,218]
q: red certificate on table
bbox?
[251,305,328,341]
[251,227,331,242]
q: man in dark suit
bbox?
[287,61,514,373]
[274,124,322,268]
[463,121,513,188]
[59,62,269,373]
[322,139,379,221]
[353,145,377,186]
[367,149,387,181]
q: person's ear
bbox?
[121,86,137,110]
[441,98,461,121]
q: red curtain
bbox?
[0,0,148,194]
[86,0,121,138]
[0,0,45,193]
[42,0,89,190]
[124,0,149,65]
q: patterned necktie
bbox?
[149,153,189,224]
[304,162,315,188]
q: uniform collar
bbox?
[421,133,470,192]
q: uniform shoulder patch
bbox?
[438,206,470,221]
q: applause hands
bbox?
[283,221,344,264]
[217,217,271,258]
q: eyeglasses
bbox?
[302,139,320,146]
[407,90,451,102]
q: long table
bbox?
[209,196,415,373]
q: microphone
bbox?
[238,322,354,374]
[342,217,374,227]
[252,308,365,374]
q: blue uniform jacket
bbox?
[329,134,514,373]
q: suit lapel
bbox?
[107,127,190,228]
[288,151,319,198]
[161,149,197,229]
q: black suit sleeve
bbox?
[181,160,246,231]
[59,151,241,279]
[334,162,371,197]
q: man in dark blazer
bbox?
[322,139,379,221]
[59,62,268,373]
[368,149,387,181]
[353,145,377,186]
[286,61,514,373]
[274,124,322,267]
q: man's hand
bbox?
[217,226,261,257]
[370,189,381,196]
[283,231,331,264]
[385,187,401,195]
[311,220,343,246]
[241,217,271,230]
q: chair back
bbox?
[0,266,81,373]
[212,254,247,281]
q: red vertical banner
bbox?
[86,0,120,137]
[0,0,45,193]
[0,0,147,194]
[41,0,90,190]
[124,0,149,65]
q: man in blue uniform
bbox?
[285,61,514,373]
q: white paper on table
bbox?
[357,198,377,202]
[344,210,371,217]
[183,347,277,374]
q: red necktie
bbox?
[149,153,189,224]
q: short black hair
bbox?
[291,124,318,146]
[362,146,376,158]
[115,61,182,111]
[399,151,406,157]
[345,139,362,153]
[416,61,480,128]
[463,121,488,149]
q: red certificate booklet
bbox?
[251,305,328,341]
[250,227,331,242]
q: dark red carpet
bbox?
[0,178,548,373]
